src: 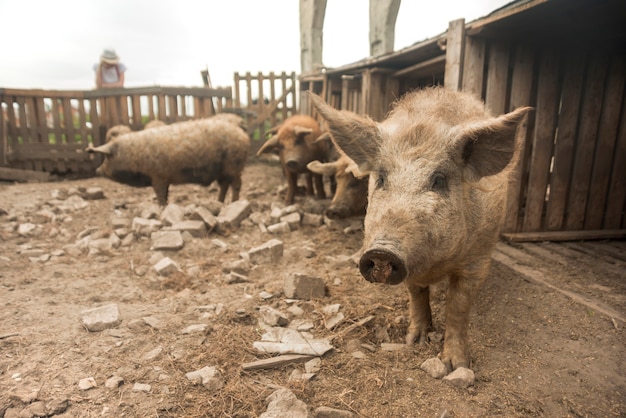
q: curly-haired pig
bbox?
[87,118,250,205]
[309,87,532,372]
[256,115,330,204]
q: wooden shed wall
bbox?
[460,36,626,235]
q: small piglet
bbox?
[310,87,531,371]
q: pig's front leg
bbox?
[404,281,432,345]
[441,267,488,371]
[313,173,326,199]
[285,171,298,203]
[152,179,169,206]
[304,172,315,196]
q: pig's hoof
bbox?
[405,329,428,345]
[441,354,469,373]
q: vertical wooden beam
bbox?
[484,41,510,115]
[369,0,401,57]
[461,36,486,97]
[299,0,327,73]
[523,49,560,233]
[503,44,535,233]
[444,19,465,91]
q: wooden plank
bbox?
[131,96,142,129]
[565,53,609,230]
[16,97,29,143]
[593,242,626,262]
[503,44,535,233]
[562,242,626,268]
[492,244,626,324]
[585,54,626,230]
[51,98,63,144]
[0,101,6,165]
[157,95,166,122]
[393,55,445,79]
[0,167,50,182]
[522,49,560,232]
[76,99,89,146]
[604,84,626,229]
[484,41,510,115]
[461,36,485,97]
[544,51,585,231]
[501,229,626,242]
[241,354,315,371]
[444,19,465,91]
[61,98,76,144]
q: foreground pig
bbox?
[310,87,531,371]
[256,115,329,204]
[307,154,368,219]
[87,118,250,205]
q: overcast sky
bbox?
[0,0,511,91]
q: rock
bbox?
[190,206,218,231]
[154,257,182,276]
[17,223,37,237]
[267,221,291,234]
[259,306,289,327]
[248,239,284,264]
[132,383,151,392]
[380,343,406,351]
[280,211,301,229]
[443,367,475,388]
[78,377,97,390]
[132,217,162,236]
[305,357,321,373]
[216,199,251,232]
[46,398,70,415]
[324,312,345,330]
[20,401,47,417]
[167,220,207,238]
[150,230,184,251]
[80,304,121,332]
[420,357,447,379]
[253,328,333,356]
[181,324,208,334]
[143,346,163,361]
[185,366,224,391]
[283,273,325,300]
[301,212,323,226]
[314,406,355,418]
[84,187,105,200]
[160,203,185,225]
[260,388,311,418]
[105,376,124,388]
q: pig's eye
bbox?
[430,173,447,192]
[374,172,386,190]
[294,136,304,146]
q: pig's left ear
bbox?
[451,106,532,180]
[308,92,381,174]
[293,126,313,138]
[85,143,113,155]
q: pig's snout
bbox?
[359,248,407,285]
[285,159,301,171]
[325,205,348,219]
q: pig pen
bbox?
[0,159,624,417]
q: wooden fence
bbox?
[0,72,300,176]
[233,71,297,154]
[0,86,232,174]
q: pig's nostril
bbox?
[286,160,299,170]
[359,249,407,285]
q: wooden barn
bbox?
[299,0,626,241]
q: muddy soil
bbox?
[0,160,624,417]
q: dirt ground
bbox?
[0,159,624,418]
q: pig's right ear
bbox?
[307,160,339,176]
[308,92,380,174]
[85,143,113,155]
[256,135,279,156]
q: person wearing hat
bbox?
[94,49,127,88]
